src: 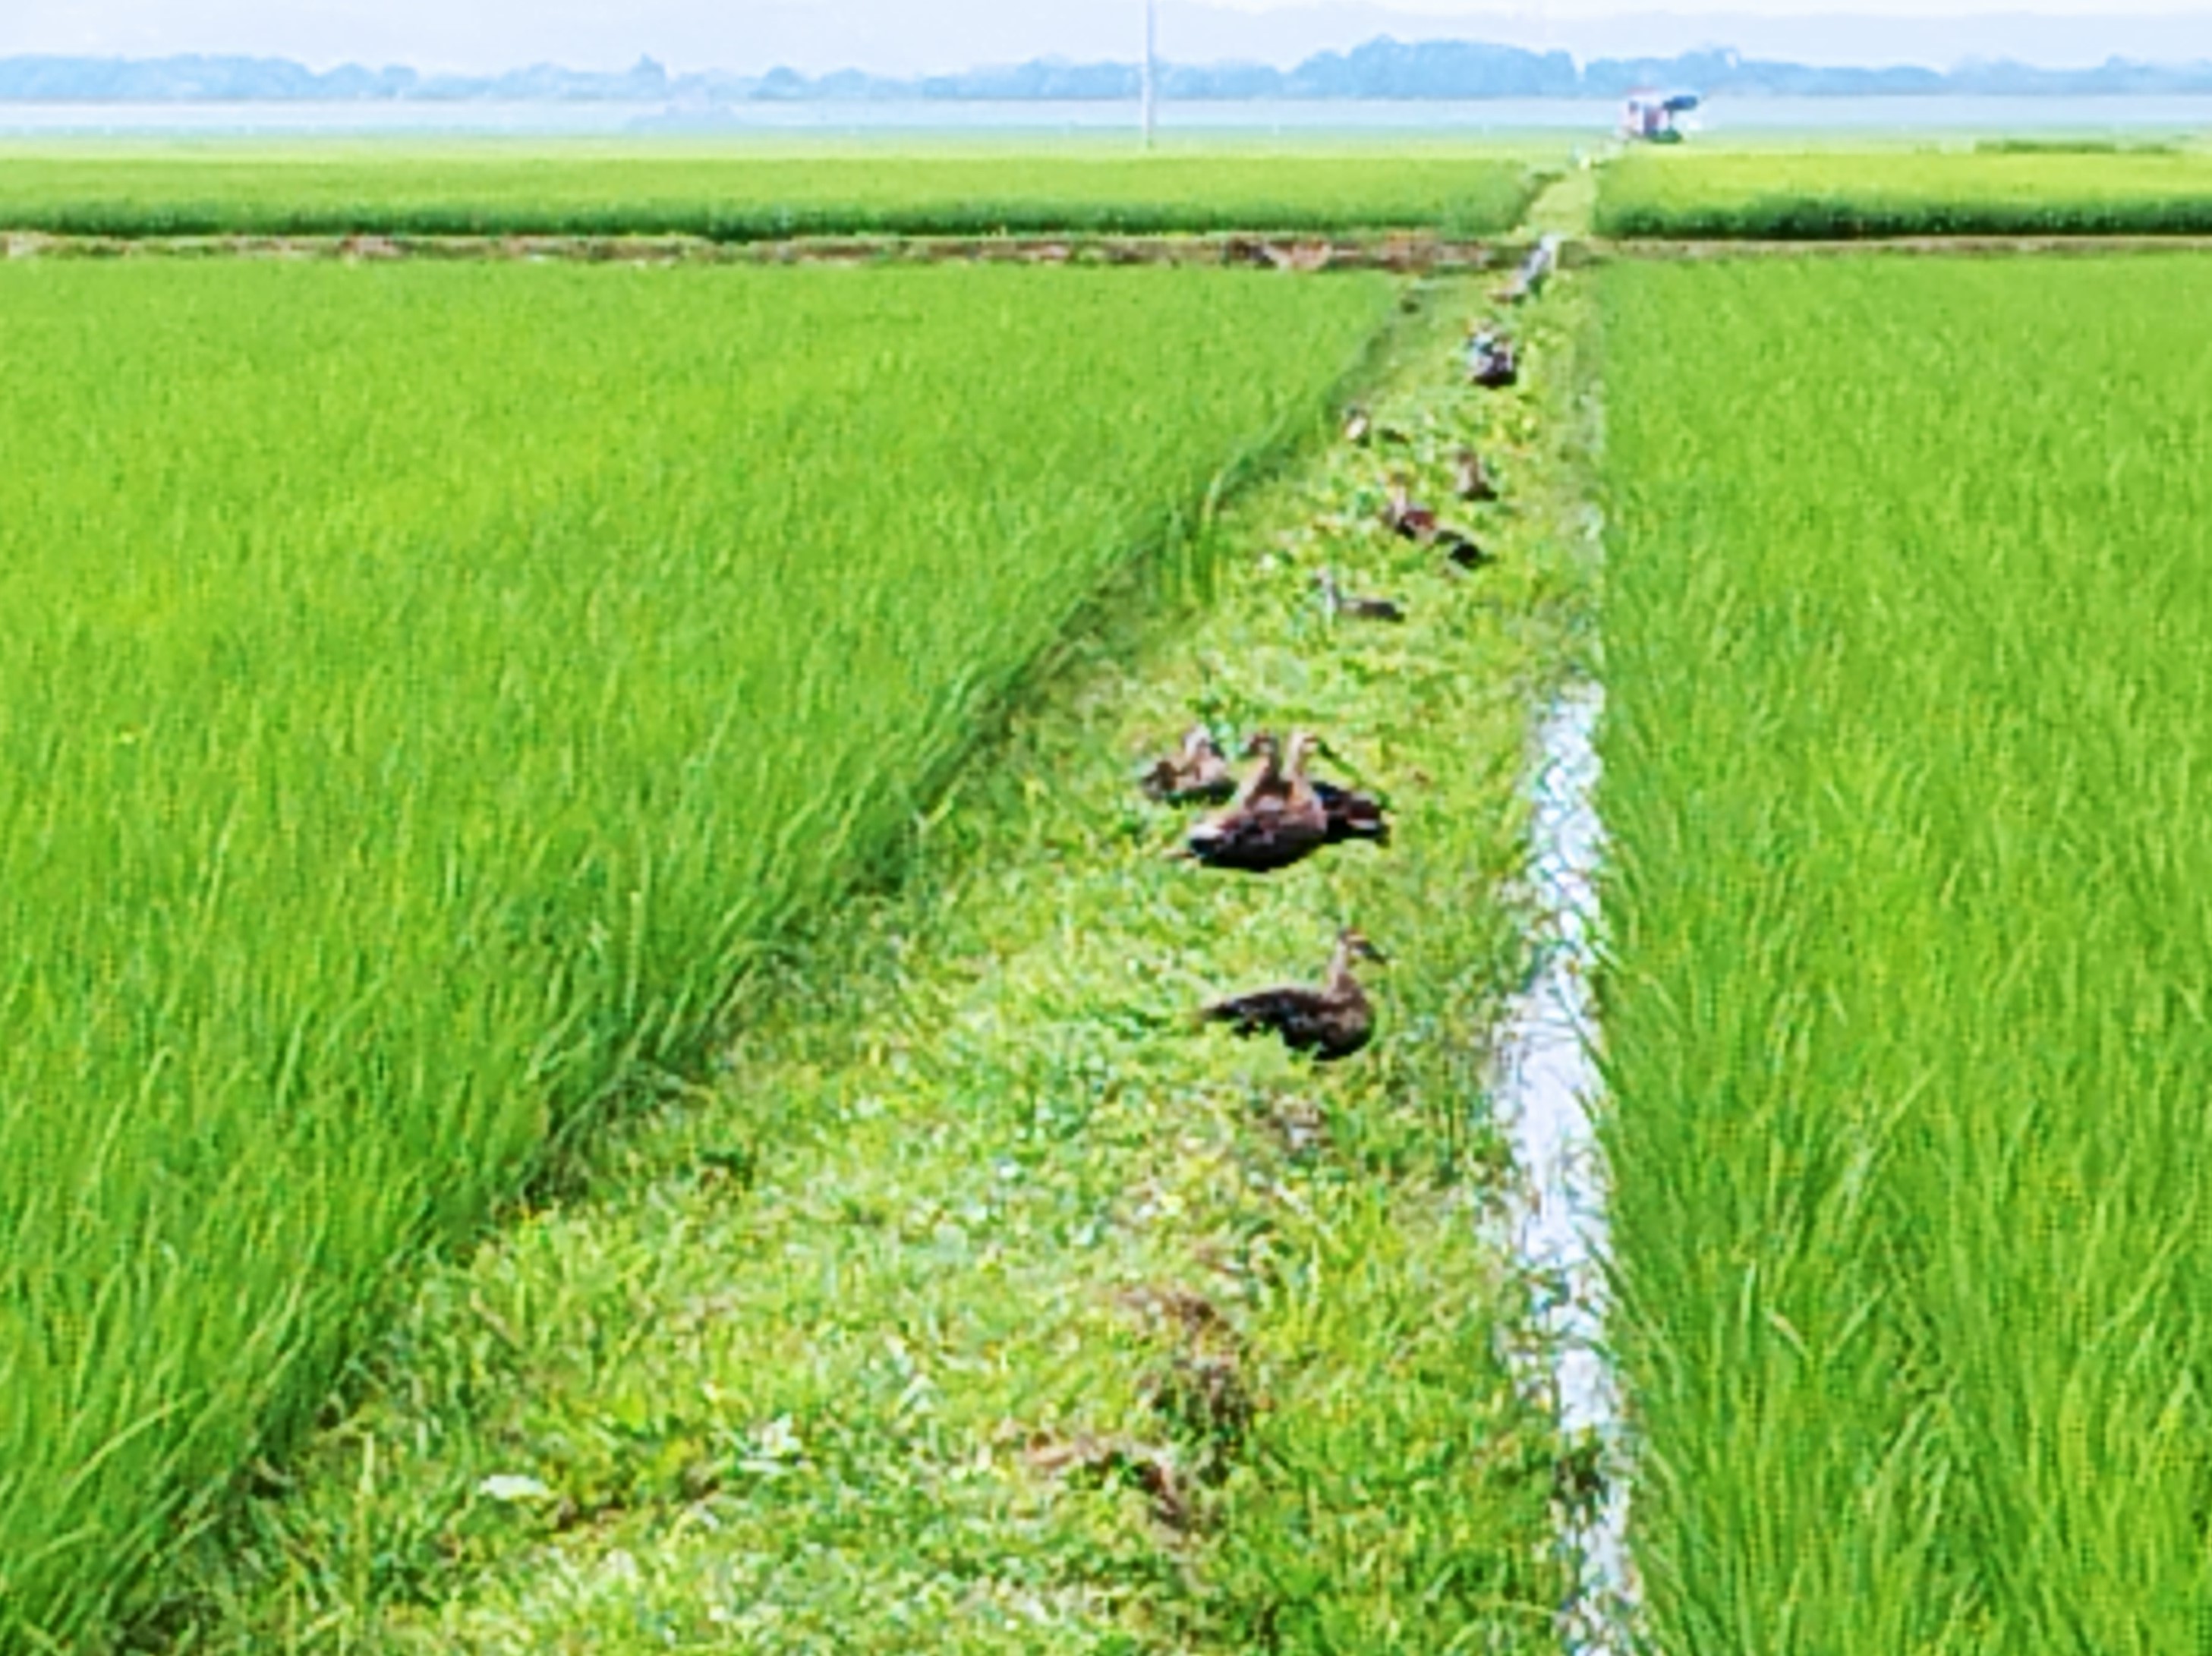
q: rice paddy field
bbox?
[0,146,1545,240]
[0,259,1401,1648]
[147,266,1599,1656]
[22,125,2212,1656]
[1596,144,2212,238]
[1599,255,2212,1648]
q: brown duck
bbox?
[1440,528,1492,570]
[1185,732,1389,869]
[1348,404,1411,448]
[1313,568,1405,623]
[1384,477,1486,568]
[1494,234,1560,305]
[1140,724,1237,806]
[1468,330,1518,389]
[1201,928,1388,1062]
[1454,447,1499,502]
[1271,732,1390,845]
[1382,478,1440,543]
[1183,732,1329,873]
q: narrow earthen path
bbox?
[15,220,2198,271]
[0,227,1511,271]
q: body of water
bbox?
[0,95,2205,140]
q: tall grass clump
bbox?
[0,260,1394,1648]
[1599,255,2212,1650]
[0,148,1542,240]
[1596,147,2212,238]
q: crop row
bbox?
[0,261,1396,1648]
[0,150,1543,240]
[1596,148,2212,238]
[1600,256,2212,1648]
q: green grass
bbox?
[1596,146,2212,238]
[0,260,1401,1651]
[0,146,1544,241]
[135,272,1601,1653]
[1599,255,2212,1650]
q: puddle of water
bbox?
[1489,680,1637,1654]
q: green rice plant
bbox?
[0,260,1395,1650]
[1596,147,2212,238]
[1971,139,2179,157]
[0,146,1542,240]
[1599,255,2212,1651]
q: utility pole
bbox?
[1141,0,1157,150]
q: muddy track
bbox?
[13,226,2210,269]
[0,228,1511,272]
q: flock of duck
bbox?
[1140,288,1533,1068]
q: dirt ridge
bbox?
[0,228,1508,271]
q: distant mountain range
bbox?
[5,39,2212,103]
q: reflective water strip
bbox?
[1491,681,1640,1654]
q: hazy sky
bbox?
[5,1,2209,75]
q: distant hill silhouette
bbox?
[3,39,2210,102]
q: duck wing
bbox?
[1203,984,1323,1035]
[1186,804,1328,872]
[1312,780,1391,845]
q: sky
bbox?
[5,0,2210,77]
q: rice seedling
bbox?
[1600,255,2212,1651]
[1596,146,2212,238]
[0,145,1544,241]
[0,259,1396,1648]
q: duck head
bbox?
[1335,927,1389,966]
